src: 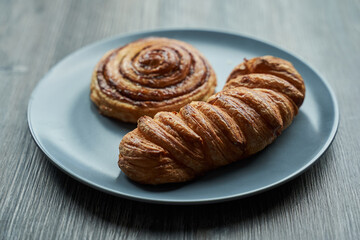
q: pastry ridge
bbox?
[118,56,306,184]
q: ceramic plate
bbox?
[28,29,339,204]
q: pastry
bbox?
[118,56,305,184]
[90,37,217,123]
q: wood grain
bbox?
[1,0,359,239]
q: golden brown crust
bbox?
[118,56,306,184]
[90,37,217,123]
[227,56,305,98]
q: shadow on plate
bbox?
[89,99,137,132]
[70,86,137,136]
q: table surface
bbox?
[1,0,360,239]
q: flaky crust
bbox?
[90,37,217,123]
[118,56,305,184]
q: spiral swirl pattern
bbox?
[118,56,305,184]
[90,37,217,123]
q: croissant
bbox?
[118,56,305,184]
[90,37,216,123]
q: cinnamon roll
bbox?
[90,37,217,123]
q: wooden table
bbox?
[1,0,359,239]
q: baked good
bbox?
[90,37,217,123]
[118,56,305,184]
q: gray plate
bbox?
[28,29,339,204]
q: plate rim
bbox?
[27,28,340,205]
